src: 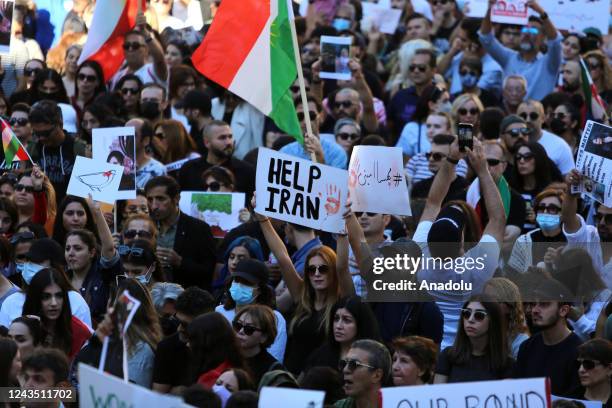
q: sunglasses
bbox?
[123,229,153,239]
[232,321,262,336]
[587,62,602,70]
[24,67,42,77]
[459,70,478,77]
[9,231,35,244]
[408,64,427,73]
[9,118,29,127]
[307,264,330,276]
[297,111,317,122]
[521,27,539,35]
[121,87,139,96]
[425,152,446,161]
[515,152,535,162]
[458,107,479,116]
[535,204,561,214]
[15,184,34,193]
[431,0,449,4]
[290,85,310,93]
[203,181,224,192]
[34,128,54,139]
[519,112,539,121]
[77,73,97,83]
[507,128,531,138]
[579,359,603,371]
[354,211,376,218]
[123,42,143,51]
[338,358,376,372]
[337,132,359,141]
[335,101,354,109]
[486,158,504,166]
[117,245,145,256]
[461,308,488,321]
[594,213,612,225]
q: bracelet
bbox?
[446,157,459,165]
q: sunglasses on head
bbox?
[425,152,446,161]
[594,212,612,225]
[307,264,330,276]
[521,26,539,35]
[232,321,262,336]
[123,42,143,51]
[118,245,145,256]
[203,181,224,192]
[15,184,34,193]
[519,112,539,121]
[579,359,603,371]
[77,73,97,83]
[9,231,35,244]
[335,101,354,109]
[24,67,42,77]
[515,152,535,162]
[461,308,488,321]
[507,127,531,138]
[338,358,376,372]
[536,204,561,214]
[121,87,139,96]
[408,64,427,73]
[9,118,29,127]
[354,211,376,218]
[486,158,504,166]
[458,107,479,116]
[123,229,152,239]
[297,111,317,122]
[337,132,359,141]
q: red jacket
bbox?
[69,316,92,360]
[196,360,232,389]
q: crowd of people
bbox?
[0,0,610,407]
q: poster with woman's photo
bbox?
[0,0,13,54]
[574,120,612,206]
[319,35,352,81]
[93,127,137,199]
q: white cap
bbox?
[58,103,78,134]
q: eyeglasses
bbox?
[337,132,360,141]
[521,27,539,35]
[203,181,224,192]
[123,229,153,239]
[579,359,603,370]
[515,152,535,162]
[34,128,54,139]
[535,204,562,214]
[297,111,317,122]
[425,152,446,161]
[77,73,97,83]
[232,321,262,336]
[461,308,488,321]
[121,87,139,96]
[587,61,602,70]
[123,42,143,51]
[354,211,376,218]
[519,112,539,121]
[408,64,428,73]
[553,112,566,120]
[334,101,354,109]
[594,213,612,225]
[507,128,531,138]
[24,67,42,77]
[307,264,330,276]
[458,107,479,116]
[486,158,504,166]
[15,184,34,193]
[338,358,376,372]
[117,245,145,256]
[9,118,29,127]
[9,231,35,244]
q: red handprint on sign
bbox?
[324,184,341,215]
[348,158,360,188]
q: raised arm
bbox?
[562,169,582,234]
[420,139,461,222]
[480,0,496,35]
[344,204,374,282]
[349,60,378,134]
[86,195,117,260]
[528,0,557,40]
[137,12,168,82]
[336,233,356,297]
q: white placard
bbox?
[93,126,137,200]
[361,2,402,34]
[66,156,124,204]
[255,147,348,234]
[349,146,411,216]
[552,395,602,408]
[536,0,608,33]
[381,378,550,408]
[179,191,245,238]
[491,0,528,25]
[464,0,489,17]
[574,120,612,206]
[258,386,325,408]
[78,364,192,407]
[320,36,352,81]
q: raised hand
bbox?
[324,184,341,215]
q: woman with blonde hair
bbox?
[152,120,199,170]
[451,93,484,135]
[483,277,529,358]
[583,50,612,104]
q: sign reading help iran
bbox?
[348,146,411,216]
[256,147,348,233]
[381,377,550,408]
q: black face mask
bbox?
[140,101,161,120]
[38,91,59,101]
[159,315,179,336]
[550,118,566,135]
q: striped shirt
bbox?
[406,153,469,184]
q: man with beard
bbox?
[559,60,582,96]
[479,0,562,100]
[514,278,582,395]
[144,175,216,289]
[178,120,254,197]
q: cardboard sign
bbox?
[348,146,411,216]
[491,0,528,24]
[258,387,325,408]
[78,364,192,407]
[361,2,402,34]
[574,120,612,206]
[255,147,348,233]
[381,378,550,408]
[537,0,608,32]
[66,156,124,204]
[93,127,137,200]
[179,191,246,238]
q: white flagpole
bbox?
[287,0,317,163]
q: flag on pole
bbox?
[78,0,145,82]
[192,0,303,143]
[579,58,608,122]
[1,118,32,166]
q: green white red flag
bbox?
[1,118,31,167]
[580,58,608,122]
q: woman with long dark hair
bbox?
[434,295,513,383]
[119,239,166,288]
[115,74,143,119]
[29,69,70,104]
[152,119,199,166]
[52,195,97,246]
[568,339,612,405]
[72,61,106,117]
[0,338,21,388]
[21,268,91,359]
[8,316,42,360]
[80,103,116,144]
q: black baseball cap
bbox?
[175,90,212,115]
[26,238,64,265]
[232,259,269,285]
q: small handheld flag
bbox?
[1,118,33,167]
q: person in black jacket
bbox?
[144,175,216,290]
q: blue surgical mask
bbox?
[229,282,255,306]
[460,73,479,89]
[132,265,154,286]
[17,262,45,285]
[212,383,231,408]
[332,18,351,31]
[438,101,452,113]
[536,213,561,231]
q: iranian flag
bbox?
[579,58,608,122]
[192,0,303,143]
[1,118,32,167]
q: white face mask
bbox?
[212,383,231,407]
[17,262,45,285]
